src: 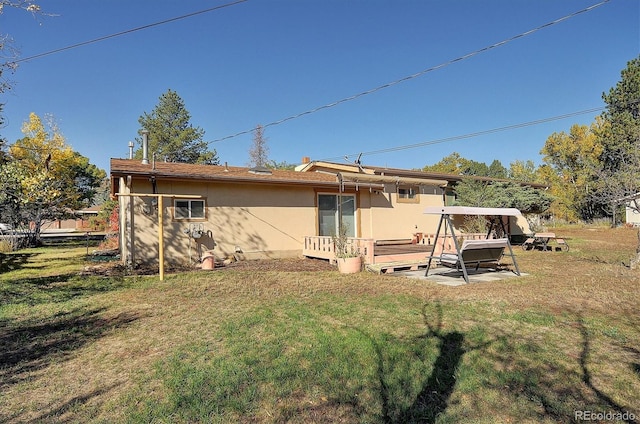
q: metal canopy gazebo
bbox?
[423,206,522,283]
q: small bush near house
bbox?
[97,233,119,251]
[460,215,488,234]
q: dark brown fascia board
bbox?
[368,166,549,189]
[111,169,343,189]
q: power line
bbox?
[208,0,610,144]
[4,0,249,66]
[319,107,606,162]
[328,98,639,162]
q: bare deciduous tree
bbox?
[248,124,269,168]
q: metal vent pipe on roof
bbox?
[141,130,149,165]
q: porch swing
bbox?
[423,206,522,283]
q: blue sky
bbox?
[1,0,638,173]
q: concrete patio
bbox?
[391,266,526,286]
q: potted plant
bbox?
[332,223,362,274]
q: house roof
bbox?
[111,158,546,190]
[110,158,342,187]
[296,161,461,181]
[111,158,457,190]
[297,161,549,189]
[339,172,448,187]
[366,164,462,182]
[295,161,455,184]
[365,164,551,189]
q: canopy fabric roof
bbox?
[339,172,448,187]
[423,206,522,216]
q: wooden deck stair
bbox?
[366,260,430,274]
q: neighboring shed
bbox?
[623,192,640,227]
[40,205,102,231]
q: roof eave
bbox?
[111,169,340,188]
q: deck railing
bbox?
[303,232,489,264]
[303,236,375,264]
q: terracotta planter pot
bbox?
[201,252,216,270]
[337,256,362,274]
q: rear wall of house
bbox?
[121,178,320,266]
[119,178,452,266]
[357,184,444,242]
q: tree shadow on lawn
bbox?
[1,273,132,306]
[395,303,466,424]
[0,252,35,274]
[353,304,638,423]
[576,315,638,424]
[31,381,124,423]
[480,313,639,424]
[350,301,470,424]
[149,298,638,423]
[612,311,640,380]
[0,307,141,390]
[3,381,125,424]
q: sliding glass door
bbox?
[318,194,355,237]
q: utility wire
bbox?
[333,97,639,162]
[4,0,249,66]
[319,107,606,163]
[208,0,610,144]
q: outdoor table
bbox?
[522,232,569,252]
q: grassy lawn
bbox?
[1,226,639,423]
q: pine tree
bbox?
[588,57,640,217]
[593,56,640,268]
[137,89,219,165]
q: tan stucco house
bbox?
[110,157,529,268]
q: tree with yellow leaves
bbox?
[0,113,105,245]
[539,121,604,222]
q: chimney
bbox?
[141,130,149,164]
[302,156,310,164]
[128,141,134,159]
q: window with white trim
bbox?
[174,199,205,219]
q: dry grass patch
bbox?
[0,227,639,423]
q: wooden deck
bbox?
[372,242,433,263]
[303,233,490,267]
[302,235,437,265]
[366,260,430,274]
